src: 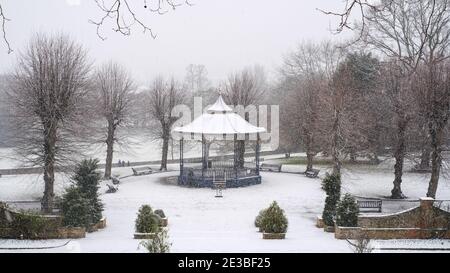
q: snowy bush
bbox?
[139,228,172,253]
[260,201,288,234]
[72,159,104,224]
[9,212,59,239]
[61,186,91,228]
[135,205,161,233]
[61,159,104,228]
[336,194,359,227]
[321,173,341,227]
[254,209,267,228]
[154,209,166,218]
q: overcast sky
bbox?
[0,0,352,85]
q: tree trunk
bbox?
[305,132,314,172]
[331,110,341,176]
[306,153,314,172]
[391,117,408,199]
[350,151,357,163]
[419,145,431,170]
[161,129,170,171]
[41,125,57,213]
[104,122,115,179]
[426,124,445,198]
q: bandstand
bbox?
[172,95,266,188]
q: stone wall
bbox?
[0,202,87,239]
[335,198,450,240]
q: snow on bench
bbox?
[106,184,118,194]
[305,169,320,178]
[132,167,153,176]
[357,199,382,213]
[259,163,282,172]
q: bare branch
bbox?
[0,3,12,54]
[90,0,192,41]
[318,0,379,36]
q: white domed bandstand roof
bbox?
[172,95,266,137]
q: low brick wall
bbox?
[335,198,450,240]
[0,202,89,239]
[335,226,450,240]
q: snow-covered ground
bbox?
[0,161,449,253]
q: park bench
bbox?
[112,177,120,185]
[357,199,382,213]
[259,163,282,172]
[411,164,431,173]
[305,169,320,178]
[106,184,118,194]
[132,167,153,176]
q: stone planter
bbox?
[316,216,324,228]
[324,226,335,233]
[87,217,107,233]
[263,233,286,240]
[95,217,107,229]
[57,227,86,239]
[134,232,157,240]
[159,218,168,227]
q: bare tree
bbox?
[381,61,417,198]
[93,62,134,179]
[302,42,344,176]
[146,77,186,171]
[7,33,91,212]
[414,63,450,198]
[184,64,210,96]
[346,0,450,198]
[280,41,336,171]
[224,66,266,168]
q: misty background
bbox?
[0,0,350,84]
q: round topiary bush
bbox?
[135,205,160,234]
[336,194,359,227]
[260,201,288,234]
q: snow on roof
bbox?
[172,96,266,136]
[206,95,233,113]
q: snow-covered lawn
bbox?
[0,162,449,253]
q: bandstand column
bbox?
[179,138,184,177]
[256,133,261,175]
[201,134,206,183]
[234,134,238,179]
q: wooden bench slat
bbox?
[357,200,382,212]
[132,167,153,176]
[260,163,282,172]
[305,169,320,178]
